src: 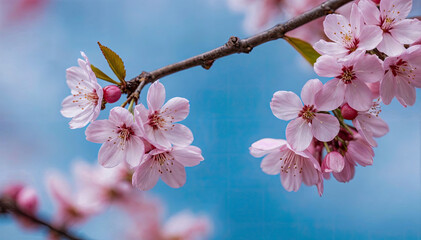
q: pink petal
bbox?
[280,169,302,192]
[145,125,172,149]
[333,160,355,183]
[68,107,96,129]
[300,79,323,106]
[347,139,374,167]
[160,160,186,188]
[315,78,345,111]
[314,55,342,77]
[377,33,405,56]
[45,172,72,207]
[358,0,380,25]
[390,19,421,44]
[249,138,286,157]
[286,118,313,151]
[345,80,373,111]
[380,0,412,19]
[109,107,134,126]
[353,116,377,147]
[85,120,116,143]
[260,151,283,175]
[98,140,125,168]
[356,113,389,138]
[322,151,345,173]
[354,54,384,83]
[380,71,396,105]
[313,40,348,57]
[323,14,351,44]
[61,95,88,118]
[162,124,194,147]
[171,146,204,167]
[350,3,363,37]
[161,97,190,122]
[301,159,320,186]
[311,113,340,142]
[125,136,145,167]
[396,77,416,106]
[270,91,302,121]
[132,158,160,191]
[147,81,166,111]
[358,25,383,51]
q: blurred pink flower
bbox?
[270,79,340,151]
[61,52,103,129]
[132,145,204,191]
[250,138,321,193]
[136,81,193,149]
[359,0,421,56]
[86,107,145,168]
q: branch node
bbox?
[201,60,215,70]
[320,3,335,14]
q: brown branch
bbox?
[124,0,353,96]
[0,197,84,240]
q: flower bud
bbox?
[17,187,38,214]
[322,151,345,173]
[341,103,358,120]
[103,85,121,103]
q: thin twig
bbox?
[124,0,353,96]
[0,197,84,240]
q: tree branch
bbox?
[124,0,353,97]
[0,197,84,240]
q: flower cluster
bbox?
[61,53,204,191]
[250,0,421,196]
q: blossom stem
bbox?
[128,98,135,114]
[0,196,85,240]
[323,142,331,153]
[123,0,353,96]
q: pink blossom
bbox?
[61,52,103,129]
[136,81,193,148]
[132,145,204,191]
[270,79,340,151]
[359,0,421,56]
[314,4,383,57]
[333,137,374,182]
[314,51,384,111]
[341,103,359,120]
[380,45,421,106]
[353,102,389,147]
[46,172,100,227]
[103,85,122,103]
[322,151,345,173]
[249,138,321,193]
[85,107,145,168]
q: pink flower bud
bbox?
[341,103,358,120]
[103,85,121,103]
[322,151,345,173]
[372,0,380,4]
[17,187,38,214]
[3,184,24,200]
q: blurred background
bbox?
[0,0,420,239]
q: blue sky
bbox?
[0,0,420,239]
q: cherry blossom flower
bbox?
[333,137,374,182]
[314,4,382,57]
[353,102,389,147]
[249,138,321,193]
[380,45,421,107]
[270,79,340,151]
[85,107,145,168]
[46,172,100,227]
[136,81,193,149]
[314,51,384,111]
[359,0,421,56]
[132,145,204,191]
[61,52,103,129]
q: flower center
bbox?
[148,111,166,130]
[117,124,134,150]
[298,105,317,123]
[380,17,394,32]
[85,90,99,105]
[340,66,356,84]
[389,59,417,84]
[153,153,175,174]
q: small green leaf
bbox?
[91,64,120,85]
[284,36,321,66]
[98,42,126,83]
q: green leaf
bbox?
[98,42,126,83]
[90,64,120,85]
[284,36,321,66]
